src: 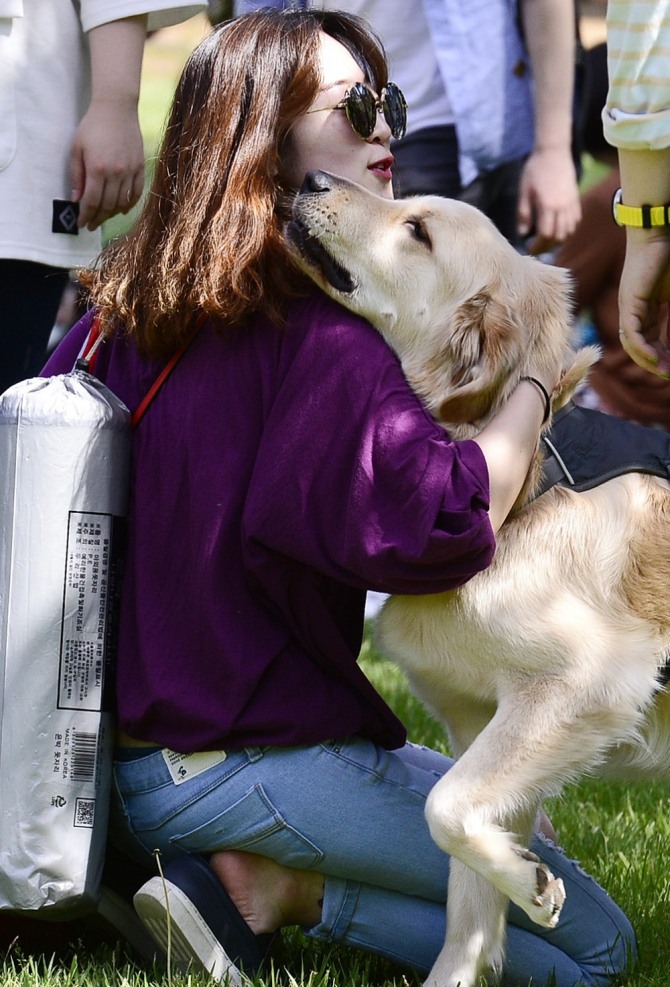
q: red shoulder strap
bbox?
[130,339,191,429]
[77,316,103,374]
[77,313,205,430]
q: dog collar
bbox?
[612,188,670,229]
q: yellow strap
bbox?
[613,195,670,229]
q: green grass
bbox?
[3,630,670,986]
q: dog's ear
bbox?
[413,288,522,424]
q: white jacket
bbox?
[0,0,205,268]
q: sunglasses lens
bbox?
[383,82,407,140]
[345,83,377,139]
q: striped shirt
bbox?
[604,0,670,149]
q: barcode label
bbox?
[71,730,97,783]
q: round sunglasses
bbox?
[307,81,407,141]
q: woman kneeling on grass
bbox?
[43,9,634,986]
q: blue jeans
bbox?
[111,738,635,985]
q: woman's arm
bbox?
[246,301,560,590]
[473,374,553,532]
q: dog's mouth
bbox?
[286,219,356,294]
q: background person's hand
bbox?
[518,146,582,255]
[71,15,147,232]
[70,98,145,231]
[618,229,670,377]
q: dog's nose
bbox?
[300,170,332,195]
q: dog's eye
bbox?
[406,217,432,248]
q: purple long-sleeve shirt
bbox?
[43,292,494,752]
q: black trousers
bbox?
[392,124,525,248]
[0,259,69,394]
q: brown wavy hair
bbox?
[80,9,389,358]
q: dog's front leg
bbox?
[425,806,541,987]
[424,688,569,930]
[425,859,508,987]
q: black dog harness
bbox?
[535,401,670,684]
[539,400,670,495]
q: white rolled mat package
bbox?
[0,370,130,911]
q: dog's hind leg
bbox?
[600,681,670,780]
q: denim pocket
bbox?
[113,747,265,831]
[171,782,324,868]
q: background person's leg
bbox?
[392,125,461,199]
[0,260,69,393]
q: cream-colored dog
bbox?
[287,171,670,987]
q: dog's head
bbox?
[286,170,597,438]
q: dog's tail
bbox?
[552,345,601,414]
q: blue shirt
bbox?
[422,0,534,183]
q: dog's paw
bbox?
[531,862,565,928]
[512,847,566,928]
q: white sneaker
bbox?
[133,856,269,985]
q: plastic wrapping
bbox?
[0,371,130,911]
